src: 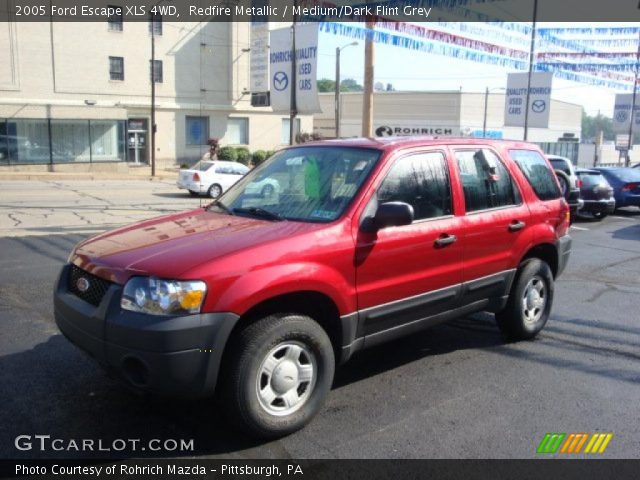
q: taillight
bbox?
[557,199,570,236]
[576,179,583,188]
[193,172,201,182]
[621,183,637,192]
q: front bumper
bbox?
[580,198,616,214]
[556,235,572,278]
[54,264,239,397]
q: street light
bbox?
[335,41,358,138]
[483,87,505,138]
[150,0,171,177]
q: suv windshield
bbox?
[215,146,380,222]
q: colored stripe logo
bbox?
[537,433,613,454]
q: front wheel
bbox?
[222,314,335,438]
[496,258,554,340]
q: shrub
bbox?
[235,147,251,165]
[252,150,268,166]
[217,146,238,161]
[265,150,276,159]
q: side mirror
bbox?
[363,202,414,232]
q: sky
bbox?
[314,22,640,117]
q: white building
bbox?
[314,91,582,144]
[0,21,311,171]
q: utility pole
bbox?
[334,41,358,139]
[150,18,156,176]
[625,29,640,166]
[482,87,489,138]
[523,0,538,141]
[362,18,375,137]
[289,1,298,145]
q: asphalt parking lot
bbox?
[1,180,639,459]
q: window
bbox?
[227,118,248,145]
[378,152,452,221]
[549,158,571,175]
[150,60,163,83]
[149,13,162,35]
[281,118,301,145]
[185,116,209,145]
[107,6,123,31]
[109,56,124,81]
[455,149,520,212]
[215,163,235,175]
[510,149,561,201]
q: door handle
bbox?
[509,220,526,232]
[434,234,457,247]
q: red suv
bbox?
[55,138,571,437]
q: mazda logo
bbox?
[273,71,289,92]
[76,277,90,293]
[375,126,393,137]
[531,100,546,113]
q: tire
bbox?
[261,184,275,198]
[554,170,570,200]
[223,314,335,439]
[496,258,554,340]
[208,184,223,199]
[593,211,607,220]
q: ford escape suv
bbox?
[55,138,571,438]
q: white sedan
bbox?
[177,160,249,198]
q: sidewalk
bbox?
[0,165,179,181]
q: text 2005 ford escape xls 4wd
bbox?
[55,138,571,437]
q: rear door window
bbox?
[454,149,520,212]
[510,150,561,201]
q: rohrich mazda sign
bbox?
[374,125,459,137]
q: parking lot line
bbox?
[570,226,589,231]
[609,216,635,221]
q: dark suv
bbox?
[55,138,571,438]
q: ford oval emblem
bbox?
[76,277,90,293]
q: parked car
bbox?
[593,167,640,210]
[244,174,281,198]
[177,160,249,198]
[575,168,615,219]
[55,138,571,438]
[547,155,583,219]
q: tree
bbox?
[317,78,335,92]
[386,83,395,92]
[581,111,614,143]
[340,78,364,92]
[374,81,385,91]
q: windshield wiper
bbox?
[208,200,233,216]
[232,207,285,221]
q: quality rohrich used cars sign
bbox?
[504,72,553,128]
[269,23,321,114]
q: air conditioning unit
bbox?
[251,92,270,107]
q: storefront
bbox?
[0,118,126,166]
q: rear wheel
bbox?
[223,314,335,438]
[208,184,223,199]
[261,184,275,198]
[496,258,554,340]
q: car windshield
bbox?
[213,146,381,222]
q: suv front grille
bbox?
[68,265,112,307]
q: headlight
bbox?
[121,277,207,316]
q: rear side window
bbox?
[510,150,561,201]
[549,158,571,175]
[454,149,520,212]
[378,152,452,221]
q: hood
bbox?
[72,208,320,284]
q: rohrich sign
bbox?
[375,125,458,137]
